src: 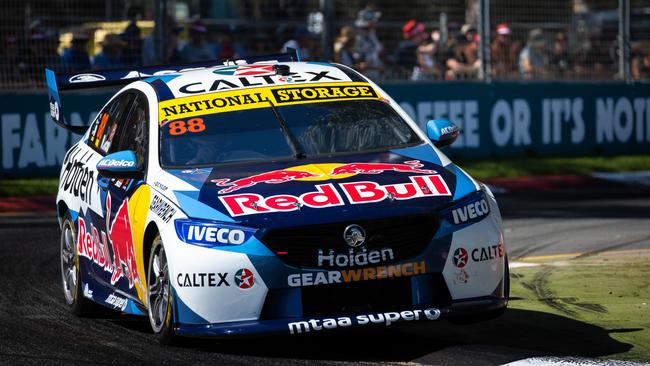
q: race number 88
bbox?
[168,118,206,135]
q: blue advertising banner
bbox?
[1,82,649,177]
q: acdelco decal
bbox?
[287,261,426,287]
[158,82,380,121]
[219,175,451,217]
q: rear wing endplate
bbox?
[45,49,299,134]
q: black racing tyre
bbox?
[60,212,100,316]
[147,235,177,345]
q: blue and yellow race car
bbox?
[47,50,508,344]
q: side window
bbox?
[112,93,149,170]
[88,92,134,155]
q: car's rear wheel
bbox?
[60,212,97,316]
[147,235,177,344]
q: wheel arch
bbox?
[57,200,69,229]
[142,221,160,279]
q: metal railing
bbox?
[0,0,647,89]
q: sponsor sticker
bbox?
[105,293,128,311]
[287,261,426,287]
[77,193,140,288]
[176,272,229,287]
[69,73,106,83]
[234,268,255,289]
[174,219,254,246]
[219,174,450,217]
[158,82,380,122]
[288,308,441,334]
[317,247,394,268]
[150,195,176,223]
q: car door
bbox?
[87,91,150,302]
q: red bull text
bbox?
[77,194,141,288]
[219,174,451,217]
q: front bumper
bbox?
[164,187,507,334]
[175,296,507,337]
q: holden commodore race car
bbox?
[47,50,508,344]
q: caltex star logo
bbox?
[234,268,255,289]
[213,65,275,76]
[452,247,469,268]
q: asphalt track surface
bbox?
[0,188,649,365]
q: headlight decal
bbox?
[436,190,490,238]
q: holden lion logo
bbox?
[69,73,106,83]
[452,247,469,268]
[234,268,255,289]
[343,224,366,248]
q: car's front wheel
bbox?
[60,212,98,316]
[147,235,177,344]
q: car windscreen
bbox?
[159,99,422,167]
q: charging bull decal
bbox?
[77,193,140,288]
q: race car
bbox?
[47,50,508,344]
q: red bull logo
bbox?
[77,193,141,288]
[330,160,436,176]
[219,174,451,217]
[212,170,321,194]
[211,160,437,194]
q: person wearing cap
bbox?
[491,23,520,78]
[394,19,428,79]
[61,31,91,72]
[281,26,313,61]
[353,6,384,80]
[93,34,126,69]
[519,28,550,78]
[180,19,216,62]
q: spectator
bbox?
[333,26,357,67]
[181,20,216,62]
[491,23,520,78]
[519,28,549,79]
[394,20,424,77]
[281,26,313,60]
[444,33,480,80]
[354,6,384,80]
[0,36,25,85]
[93,34,127,69]
[460,24,477,43]
[61,31,91,72]
[121,21,142,67]
[142,15,183,66]
[26,29,60,83]
[414,30,442,80]
[631,42,650,80]
[213,26,246,60]
[551,32,571,77]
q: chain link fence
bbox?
[0,0,648,89]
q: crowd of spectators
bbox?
[1,5,649,87]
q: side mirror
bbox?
[426,119,460,148]
[97,150,142,179]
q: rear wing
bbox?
[45,49,300,134]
